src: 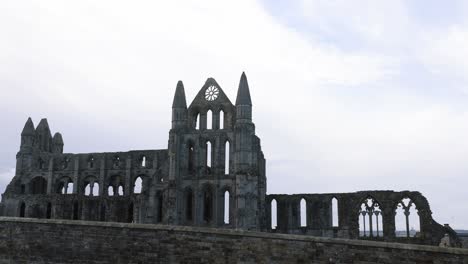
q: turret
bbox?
[35,118,53,152]
[235,72,252,123]
[172,80,188,129]
[20,117,35,153]
[52,132,64,153]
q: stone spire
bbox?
[235,72,252,106]
[21,117,35,136]
[172,80,187,109]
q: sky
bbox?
[0,0,467,229]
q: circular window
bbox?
[205,85,219,101]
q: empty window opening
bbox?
[186,189,193,221]
[92,183,99,196]
[395,198,420,238]
[141,156,146,167]
[188,145,195,173]
[118,185,124,196]
[134,177,142,194]
[85,184,91,196]
[207,110,213,130]
[195,114,200,130]
[332,197,339,227]
[271,199,277,229]
[206,141,212,169]
[219,110,224,129]
[19,202,25,217]
[108,186,114,196]
[300,198,307,227]
[203,187,213,223]
[359,198,383,237]
[224,190,230,224]
[72,201,79,220]
[128,203,134,223]
[225,141,230,175]
[46,202,52,219]
[65,182,73,194]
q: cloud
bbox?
[0,0,467,229]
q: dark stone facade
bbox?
[0,73,461,247]
[0,217,467,264]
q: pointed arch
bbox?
[206,141,212,169]
[202,185,214,224]
[300,198,307,227]
[359,196,383,238]
[195,113,200,130]
[108,186,114,196]
[395,197,420,237]
[118,185,124,196]
[85,184,91,196]
[207,110,213,129]
[188,142,195,174]
[331,197,339,227]
[224,141,230,175]
[92,182,99,196]
[185,188,194,222]
[271,199,277,229]
[219,110,224,129]
[134,177,143,194]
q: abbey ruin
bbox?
[0,73,462,248]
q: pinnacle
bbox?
[172,80,187,108]
[235,71,252,106]
[21,117,35,136]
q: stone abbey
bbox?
[0,73,462,247]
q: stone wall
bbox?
[0,217,467,263]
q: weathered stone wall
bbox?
[0,217,466,264]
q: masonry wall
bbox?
[0,217,466,264]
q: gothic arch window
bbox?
[224,141,230,175]
[185,188,194,222]
[118,185,124,196]
[128,202,134,223]
[271,199,277,229]
[141,156,147,167]
[19,202,25,217]
[206,141,212,171]
[224,190,230,224]
[207,110,213,130]
[92,183,99,196]
[395,198,420,238]
[331,197,339,227]
[108,186,114,196]
[359,197,383,238]
[219,110,224,129]
[134,177,143,194]
[195,113,200,130]
[202,186,213,223]
[188,143,195,174]
[300,198,307,227]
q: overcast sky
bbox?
[1,0,467,229]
